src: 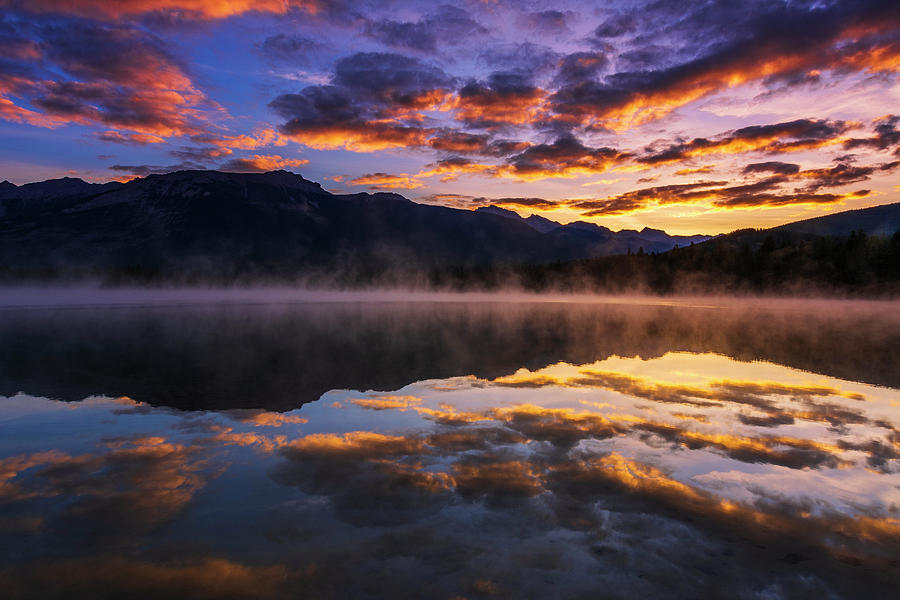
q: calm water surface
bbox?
[1,297,899,599]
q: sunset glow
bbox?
[0,1,897,234]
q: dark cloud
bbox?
[0,16,210,136]
[259,33,322,64]
[426,130,528,157]
[38,20,186,89]
[500,134,630,178]
[705,176,860,209]
[591,13,638,39]
[571,156,892,213]
[168,146,231,162]
[362,5,487,53]
[471,197,565,211]
[0,438,216,544]
[743,162,801,175]
[4,556,291,600]
[95,131,166,145]
[843,115,900,151]
[554,51,608,86]
[455,71,545,130]
[109,162,203,177]
[269,52,455,150]
[554,1,900,129]
[332,51,453,107]
[270,83,433,151]
[798,163,878,191]
[477,42,562,76]
[519,10,571,36]
[638,119,854,165]
[616,45,676,71]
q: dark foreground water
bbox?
[0,295,898,599]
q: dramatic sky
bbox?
[0,1,898,234]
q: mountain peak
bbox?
[475,205,520,219]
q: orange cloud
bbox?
[193,128,288,151]
[4,556,291,599]
[229,411,308,427]
[282,431,425,459]
[282,123,434,152]
[674,165,716,176]
[350,172,423,189]
[413,403,493,426]
[550,15,900,131]
[3,1,322,20]
[348,395,423,410]
[451,87,547,130]
[220,154,308,172]
[201,427,286,452]
[0,95,65,128]
[96,130,167,145]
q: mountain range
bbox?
[0,170,710,282]
[1,169,897,284]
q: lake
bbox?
[1,294,898,599]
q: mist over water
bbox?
[1,292,898,598]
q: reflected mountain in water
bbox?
[1,350,898,599]
[1,299,899,410]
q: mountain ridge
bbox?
[2,169,896,285]
[0,169,711,282]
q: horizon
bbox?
[6,166,899,237]
[0,1,897,235]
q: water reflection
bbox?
[2,346,899,598]
[1,299,899,410]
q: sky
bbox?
[0,1,898,234]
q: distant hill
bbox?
[431,202,900,295]
[774,202,900,237]
[0,170,710,283]
[474,205,710,249]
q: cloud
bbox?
[451,457,543,502]
[674,165,716,176]
[453,71,546,130]
[38,20,191,91]
[347,395,423,410]
[843,115,900,151]
[350,172,423,190]
[190,128,288,151]
[571,158,879,215]
[259,33,322,64]
[518,10,571,36]
[223,409,308,427]
[270,52,455,151]
[477,42,562,77]
[96,130,167,145]
[416,157,494,181]
[0,437,217,541]
[496,134,630,179]
[109,161,204,177]
[4,556,290,599]
[742,162,801,175]
[554,52,608,86]
[637,119,854,166]
[331,52,454,106]
[552,1,900,130]
[0,0,322,20]
[0,17,214,137]
[426,130,530,157]
[363,5,487,53]
[590,13,638,39]
[168,146,233,162]
[219,154,308,173]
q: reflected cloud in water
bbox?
[2,348,899,597]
